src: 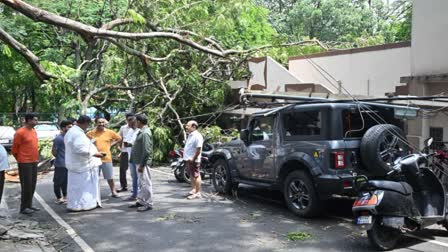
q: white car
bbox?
[35,122,60,139]
[0,126,15,150]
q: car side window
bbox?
[283,110,322,138]
[250,117,274,142]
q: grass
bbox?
[287,231,313,241]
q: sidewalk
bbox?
[0,184,56,252]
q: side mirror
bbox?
[424,137,434,148]
[240,129,249,144]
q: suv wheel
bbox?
[212,159,235,194]
[361,124,409,176]
[283,170,321,218]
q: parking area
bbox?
[1,165,447,252]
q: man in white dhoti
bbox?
[64,115,104,211]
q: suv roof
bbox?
[251,101,419,117]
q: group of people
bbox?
[0,112,205,214]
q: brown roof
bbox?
[289,41,411,61]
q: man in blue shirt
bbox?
[51,120,73,204]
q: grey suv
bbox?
[210,102,409,217]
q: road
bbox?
[4,165,448,252]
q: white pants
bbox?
[137,165,153,207]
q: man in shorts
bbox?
[183,120,203,200]
[87,118,122,197]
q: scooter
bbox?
[352,138,448,250]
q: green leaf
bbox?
[1,45,12,57]
[126,9,147,25]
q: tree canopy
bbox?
[0,0,412,159]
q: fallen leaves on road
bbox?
[287,231,313,241]
[156,213,176,221]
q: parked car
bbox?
[0,126,15,150]
[35,121,60,139]
[210,102,410,218]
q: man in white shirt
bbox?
[122,117,140,201]
[117,113,135,192]
[65,115,104,211]
[0,145,9,205]
[183,120,204,199]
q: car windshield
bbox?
[35,124,59,131]
[0,126,15,138]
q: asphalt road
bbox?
[4,165,448,252]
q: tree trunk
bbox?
[80,101,88,115]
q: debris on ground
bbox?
[287,231,313,241]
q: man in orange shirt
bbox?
[87,118,122,197]
[12,113,40,215]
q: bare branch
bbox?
[0,0,230,57]
[101,18,134,30]
[104,37,186,62]
[231,40,329,55]
[159,78,185,139]
[0,26,55,81]
[162,28,225,52]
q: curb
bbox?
[0,186,57,252]
[0,191,10,218]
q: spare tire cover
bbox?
[360,124,409,176]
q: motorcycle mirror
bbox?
[424,137,434,148]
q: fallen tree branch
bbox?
[0,26,55,81]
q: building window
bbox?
[429,127,444,149]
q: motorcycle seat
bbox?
[366,180,413,195]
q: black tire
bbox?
[367,218,401,251]
[283,170,321,218]
[173,166,184,182]
[212,159,236,194]
[441,221,448,232]
[361,124,409,176]
[181,164,191,184]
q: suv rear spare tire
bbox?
[361,124,409,176]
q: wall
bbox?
[289,43,411,97]
[247,56,303,92]
[411,0,448,75]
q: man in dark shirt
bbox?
[128,114,153,212]
[51,120,73,204]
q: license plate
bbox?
[357,215,372,225]
[0,139,9,144]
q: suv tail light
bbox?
[333,152,345,169]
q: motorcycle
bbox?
[169,148,185,182]
[352,138,448,250]
[169,139,214,183]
